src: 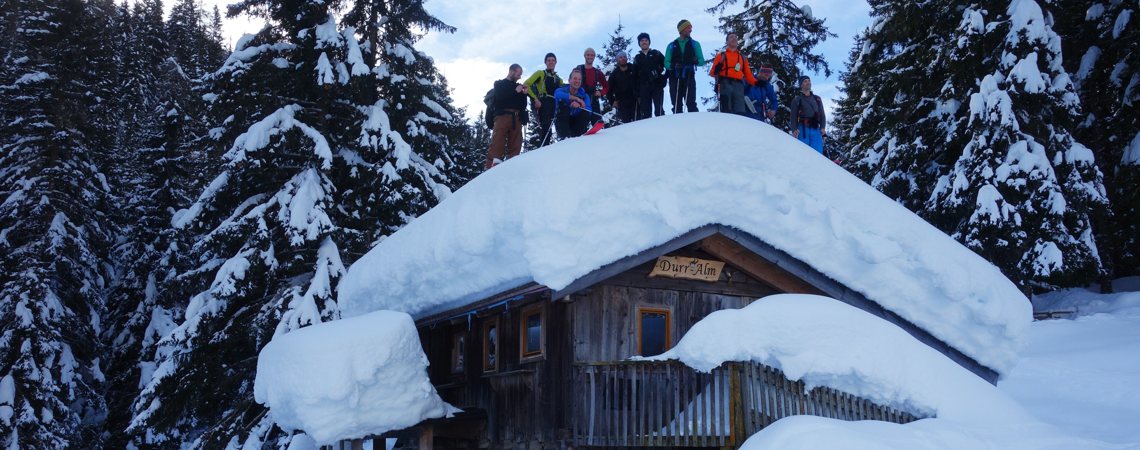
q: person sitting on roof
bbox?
[554,70,593,139]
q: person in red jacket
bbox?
[574,48,609,126]
[709,33,756,115]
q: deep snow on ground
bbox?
[647,293,1132,449]
[999,285,1140,446]
[730,286,1140,449]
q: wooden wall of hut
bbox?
[420,291,576,449]
[416,247,798,448]
[571,256,780,363]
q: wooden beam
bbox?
[552,225,723,299]
[418,424,434,450]
[699,234,823,295]
[415,282,550,328]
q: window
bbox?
[482,318,499,373]
[637,307,672,356]
[451,332,465,374]
[520,306,544,360]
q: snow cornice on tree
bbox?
[337,113,1031,377]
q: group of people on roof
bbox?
[484,19,827,170]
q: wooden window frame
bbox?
[636,306,673,356]
[450,331,466,374]
[519,304,545,361]
[482,317,499,373]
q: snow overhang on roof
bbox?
[337,113,1031,377]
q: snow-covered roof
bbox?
[337,113,1031,375]
[254,310,457,444]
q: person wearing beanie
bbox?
[607,50,637,124]
[633,32,666,120]
[664,19,706,113]
[676,19,691,33]
[789,75,827,154]
[745,63,779,123]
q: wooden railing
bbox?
[571,360,921,448]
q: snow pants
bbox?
[556,109,589,139]
[614,98,636,124]
[636,82,664,120]
[485,111,524,169]
[669,67,699,113]
[718,78,747,115]
[534,96,556,147]
[797,125,824,154]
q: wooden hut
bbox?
[324,115,1028,449]
[328,225,963,449]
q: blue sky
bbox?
[210,0,871,118]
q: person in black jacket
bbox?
[607,51,637,124]
[632,32,666,120]
[485,64,529,169]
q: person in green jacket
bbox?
[522,53,564,147]
[665,19,706,114]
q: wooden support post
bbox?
[729,363,746,448]
[587,367,596,446]
[350,439,364,450]
[418,424,434,450]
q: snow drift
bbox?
[337,113,1030,375]
[653,294,1113,450]
[254,310,457,444]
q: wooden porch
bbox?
[570,360,921,448]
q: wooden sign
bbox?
[649,256,725,282]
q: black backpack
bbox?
[483,87,496,129]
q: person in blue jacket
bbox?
[554,70,593,139]
[746,64,778,123]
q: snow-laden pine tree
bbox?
[599,19,633,76]
[525,103,549,150]
[827,33,866,162]
[925,0,1107,290]
[125,0,464,447]
[834,1,962,211]
[0,0,119,446]
[100,3,226,445]
[707,0,835,128]
[837,0,1108,290]
[452,116,492,187]
[1054,0,1139,282]
[597,19,632,122]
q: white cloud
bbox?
[203,0,869,118]
[437,57,514,116]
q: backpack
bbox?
[668,38,698,67]
[483,87,496,129]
